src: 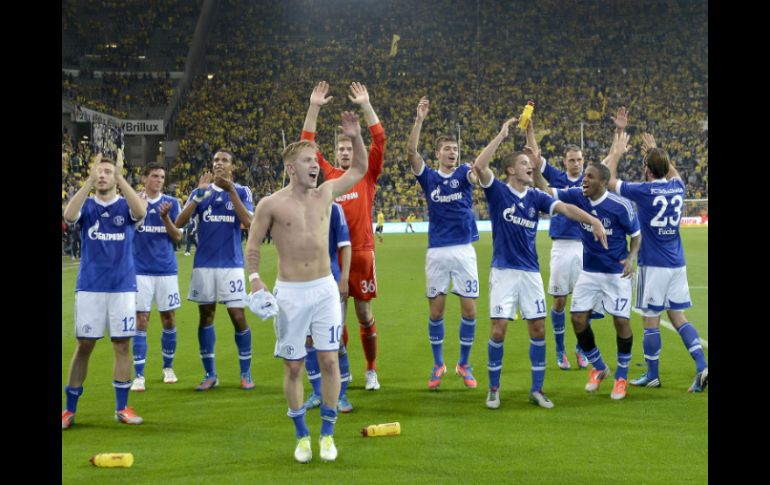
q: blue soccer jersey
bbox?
[75,196,141,292]
[133,194,180,276]
[555,188,641,274]
[188,183,254,268]
[482,179,558,272]
[541,160,583,240]
[329,203,351,283]
[616,178,687,268]
[415,162,479,248]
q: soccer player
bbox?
[473,117,607,409]
[533,138,641,400]
[62,150,148,429]
[535,139,591,370]
[375,209,385,242]
[184,217,197,255]
[405,213,416,233]
[175,151,255,391]
[130,163,183,392]
[303,202,354,413]
[244,111,368,463]
[604,120,708,393]
[406,95,481,390]
[301,81,386,391]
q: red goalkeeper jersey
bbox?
[301,123,386,251]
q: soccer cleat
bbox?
[162,368,178,384]
[240,372,256,390]
[486,387,500,409]
[629,373,661,388]
[184,252,190,256]
[365,370,380,391]
[61,410,75,430]
[115,406,143,425]
[529,390,555,409]
[428,363,447,389]
[556,351,571,370]
[688,367,708,393]
[294,436,312,463]
[195,373,218,391]
[611,378,628,400]
[575,348,589,369]
[319,435,338,462]
[303,392,321,410]
[338,394,353,413]
[130,375,146,392]
[455,363,478,388]
[585,367,611,392]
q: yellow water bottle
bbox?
[361,422,401,437]
[518,100,535,130]
[89,453,134,468]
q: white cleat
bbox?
[486,388,501,409]
[529,390,555,409]
[130,375,146,392]
[319,435,338,462]
[365,370,380,391]
[294,436,312,463]
[162,368,178,384]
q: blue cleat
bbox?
[688,367,708,393]
[303,392,321,410]
[629,373,661,388]
[556,351,571,370]
[337,394,353,413]
[240,372,256,390]
[195,373,218,391]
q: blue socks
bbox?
[487,339,504,390]
[234,328,252,375]
[458,317,476,366]
[305,346,322,396]
[529,337,546,392]
[338,345,350,397]
[551,309,566,353]
[643,328,661,379]
[677,322,707,372]
[161,328,177,368]
[113,380,131,410]
[429,318,444,367]
[288,407,310,439]
[198,324,216,376]
[64,386,83,413]
[132,330,147,376]
[320,404,337,436]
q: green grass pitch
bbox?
[62,227,707,484]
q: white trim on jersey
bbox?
[94,195,120,207]
[146,194,163,204]
[540,156,548,173]
[479,174,495,189]
[548,200,559,217]
[412,160,426,177]
[614,180,624,195]
[589,191,609,206]
[607,192,637,223]
[338,241,352,248]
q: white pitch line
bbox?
[632,308,708,348]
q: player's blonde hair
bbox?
[282,140,318,163]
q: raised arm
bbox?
[63,153,101,222]
[610,105,628,135]
[327,111,368,198]
[473,116,517,187]
[603,131,630,192]
[553,201,608,249]
[115,149,147,220]
[245,197,273,293]
[406,96,429,174]
[348,82,380,127]
[524,145,554,195]
[175,172,213,228]
[303,81,333,134]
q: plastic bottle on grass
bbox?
[361,422,401,437]
[89,453,134,468]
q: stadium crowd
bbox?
[62,0,708,221]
